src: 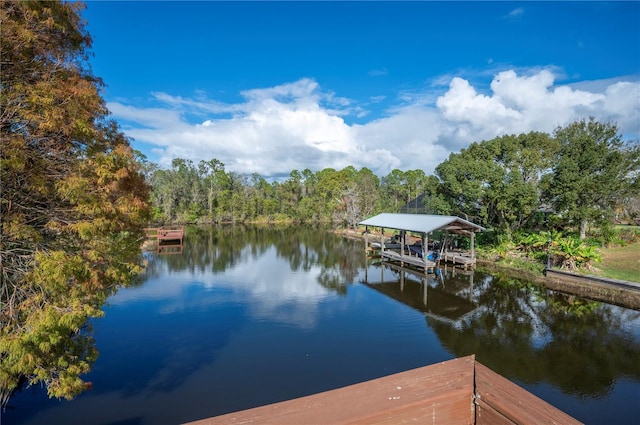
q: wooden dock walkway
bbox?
[184,355,580,425]
[374,247,477,273]
[440,250,477,270]
[381,250,436,273]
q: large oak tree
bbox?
[542,118,640,239]
[435,132,558,233]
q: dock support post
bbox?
[400,230,405,266]
[470,232,475,259]
[422,233,427,262]
[364,226,368,253]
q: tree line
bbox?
[144,158,431,228]
[147,119,640,241]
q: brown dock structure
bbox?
[380,249,437,273]
[360,213,486,272]
[184,355,581,425]
[440,250,478,270]
[143,226,185,254]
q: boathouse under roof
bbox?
[359,213,485,235]
[359,213,486,271]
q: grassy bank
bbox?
[479,242,640,283]
[597,242,640,282]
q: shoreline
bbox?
[337,227,640,311]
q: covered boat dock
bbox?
[359,213,485,272]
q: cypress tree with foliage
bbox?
[1,1,150,403]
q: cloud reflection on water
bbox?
[108,245,335,329]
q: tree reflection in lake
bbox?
[5,225,640,425]
[145,225,365,291]
[363,261,640,408]
[436,270,640,399]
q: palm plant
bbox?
[553,237,602,271]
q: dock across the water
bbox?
[380,249,437,273]
[144,226,184,242]
[370,244,477,273]
[440,250,477,270]
[144,226,185,254]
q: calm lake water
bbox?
[4,226,640,424]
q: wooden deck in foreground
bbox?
[184,355,581,425]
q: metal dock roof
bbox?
[359,213,485,235]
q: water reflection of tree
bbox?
[314,236,363,295]
[90,226,365,403]
[145,225,366,295]
[428,270,640,398]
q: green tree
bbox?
[436,132,558,234]
[380,169,407,211]
[280,170,303,218]
[297,168,319,221]
[543,118,640,239]
[354,167,380,219]
[314,168,343,220]
[1,1,150,402]
[205,159,229,221]
[420,175,451,215]
[404,169,428,209]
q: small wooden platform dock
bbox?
[143,226,185,254]
[144,226,184,242]
[440,250,477,270]
[184,355,580,425]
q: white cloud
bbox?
[108,102,185,129]
[435,69,637,144]
[368,68,389,77]
[506,7,525,19]
[108,69,640,178]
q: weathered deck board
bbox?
[475,362,582,425]
[475,399,517,425]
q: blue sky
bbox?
[83,1,640,178]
